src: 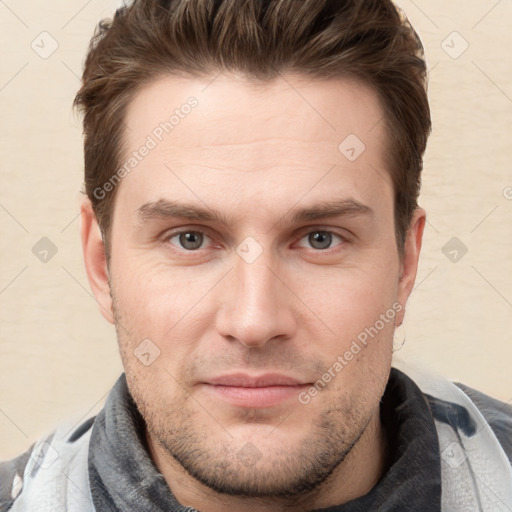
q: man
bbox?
[1,0,511,510]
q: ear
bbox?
[395,208,426,326]
[80,199,114,324]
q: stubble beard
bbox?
[145,403,370,499]
[111,294,375,501]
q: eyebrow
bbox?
[290,199,373,223]
[137,199,231,227]
[136,198,373,226]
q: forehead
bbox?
[116,73,391,221]
[124,72,385,148]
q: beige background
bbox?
[1,0,511,460]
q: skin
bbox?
[81,73,425,511]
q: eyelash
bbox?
[162,228,348,255]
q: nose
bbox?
[215,246,297,348]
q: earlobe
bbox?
[395,208,426,326]
[80,199,114,324]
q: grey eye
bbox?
[308,231,333,250]
[173,231,205,250]
[297,231,344,251]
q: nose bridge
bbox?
[236,246,276,307]
[216,238,296,347]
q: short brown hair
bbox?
[74,0,431,259]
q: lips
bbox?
[200,373,310,408]
[206,373,305,387]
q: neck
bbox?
[146,408,389,512]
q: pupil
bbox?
[180,232,202,250]
[310,231,331,250]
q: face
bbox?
[82,73,424,500]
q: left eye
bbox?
[297,231,344,250]
[168,231,210,251]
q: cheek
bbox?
[296,261,398,391]
[299,259,399,335]
[303,314,394,421]
[111,263,198,407]
[111,258,200,331]
[110,258,225,381]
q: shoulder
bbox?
[391,362,512,463]
[0,445,33,512]
[454,382,512,464]
[0,416,95,512]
